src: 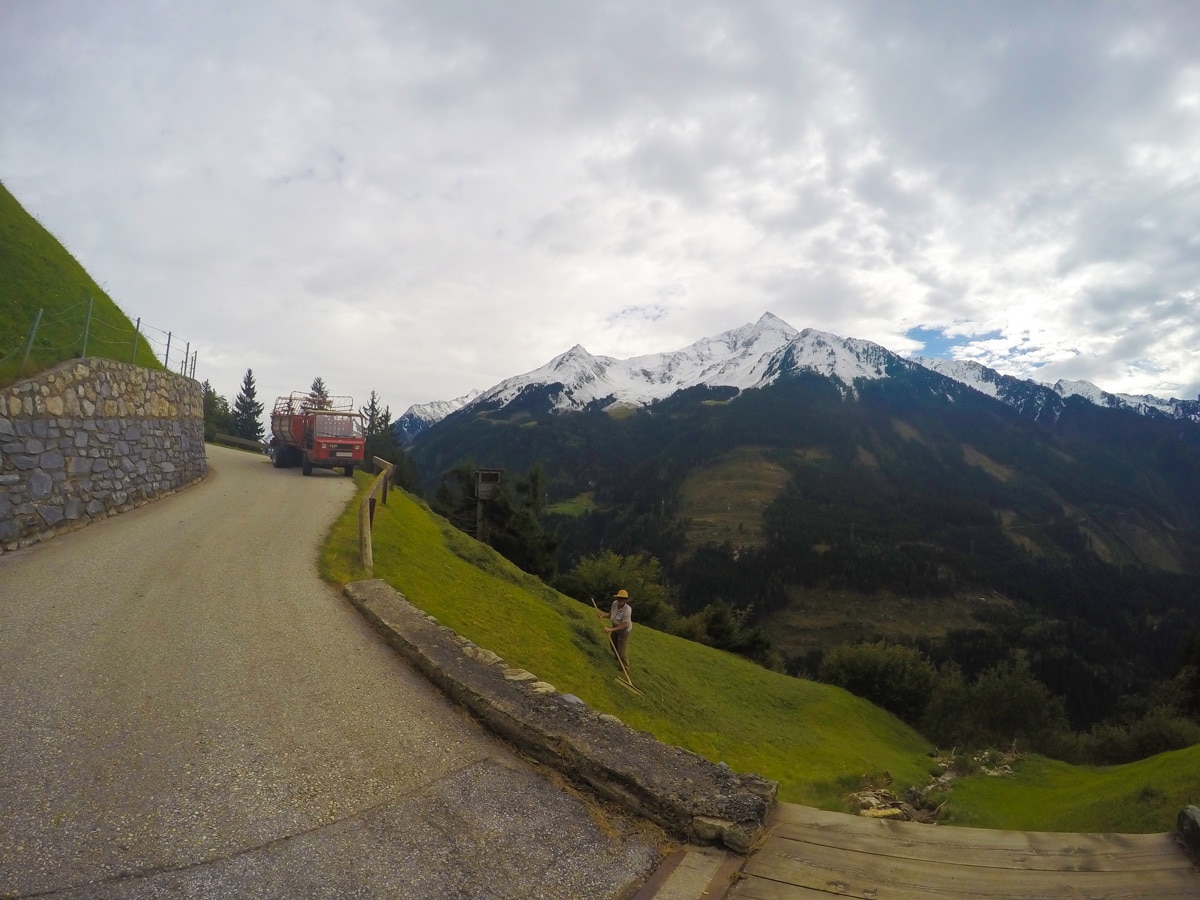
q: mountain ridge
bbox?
[395,313,1199,441]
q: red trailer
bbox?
[270,392,366,476]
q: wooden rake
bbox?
[590,597,644,695]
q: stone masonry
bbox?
[0,358,206,551]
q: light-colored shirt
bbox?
[609,601,632,633]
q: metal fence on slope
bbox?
[1,300,198,379]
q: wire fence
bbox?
[1,300,198,382]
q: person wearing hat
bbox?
[598,589,633,668]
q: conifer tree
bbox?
[359,389,421,489]
[201,379,234,441]
[360,390,385,440]
[232,368,264,440]
[308,376,330,409]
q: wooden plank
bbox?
[731,865,1200,900]
[768,805,1189,865]
[771,805,1177,850]
[729,804,1200,899]
[728,878,834,899]
[739,839,1200,899]
[768,819,1189,872]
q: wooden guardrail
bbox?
[359,456,395,577]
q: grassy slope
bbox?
[0,182,161,387]
[678,446,791,549]
[321,479,1200,831]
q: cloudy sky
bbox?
[3,1,1198,415]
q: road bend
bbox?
[0,444,664,899]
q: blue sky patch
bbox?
[905,326,958,358]
[907,326,1005,359]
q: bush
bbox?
[920,656,1074,755]
[554,550,676,631]
[921,662,972,747]
[966,657,1069,753]
[818,641,936,724]
[1076,708,1200,764]
[674,601,773,663]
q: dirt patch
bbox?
[855,446,880,469]
[960,444,1015,482]
[892,419,926,445]
[680,447,792,550]
[764,589,1011,661]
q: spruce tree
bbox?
[308,377,330,409]
[360,389,407,474]
[360,390,384,440]
[232,368,265,440]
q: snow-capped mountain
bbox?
[916,358,1200,423]
[468,311,925,412]
[1051,380,1199,420]
[393,388,482,444]
[395,313,921,442]
[468,312,815,414]
[396,313,1198,442]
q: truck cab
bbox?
[304,412,366,475]
[270,392,367,476]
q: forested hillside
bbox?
[409,365,1200,738]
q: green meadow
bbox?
[0,182,161,387]
[323,478,1199,833]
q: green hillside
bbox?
[321,478,1200,832]
[0,181,161,387]
[412,376,1200,735]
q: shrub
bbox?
[1077,708,1200,764]
[818,641,936,724]
[968,657,1069,752]
[921,662,971,746]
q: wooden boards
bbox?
[729,804,1199,899]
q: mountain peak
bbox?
[755,310,800,335]
[431,314,903,419]
[396,314,1199,441]
[549,343,597,370]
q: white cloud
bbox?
[2,0,1198,416]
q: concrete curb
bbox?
[1179,805,1200,863]
[344,579,777,853]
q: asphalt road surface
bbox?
[0,444,665,898]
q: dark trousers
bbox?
[610,629,629,667]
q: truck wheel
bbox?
[271,448,284,468]
[302,458,313,476]
[343,465,354,477]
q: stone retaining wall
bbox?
[0,358,206,551]
[344,579,778,852]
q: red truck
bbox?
[269,392,366,476]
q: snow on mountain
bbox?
[777,328,903,386]
[466,312,915,417]
[913,358,1004,399]
[394,388,482,443]
[915,359,1200,423]
[399,313,1197,439]
[1051,379,1196,419]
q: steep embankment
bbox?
[320,479,1200,831]
[0,181,160,387]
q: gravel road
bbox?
[0,444,664,898]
